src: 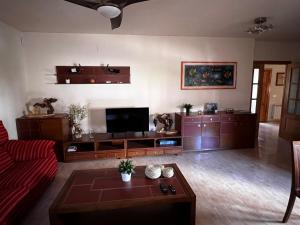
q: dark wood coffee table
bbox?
[49,164,196,225]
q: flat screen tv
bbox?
[106,107,149,133]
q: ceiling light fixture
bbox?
[247,17,273,34]
[97,5,121,19]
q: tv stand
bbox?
[63,132,182,162]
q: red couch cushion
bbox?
[0,186,29,225]
[0,153,57,189]
[0,147,14,175]
[0,121,8,146]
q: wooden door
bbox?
[259,69,272,122]
[280,64,300,140]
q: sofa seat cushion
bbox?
[0,186,29,225]
[0,154,57,189]
[0,147,14,175]
[0,121,8,146]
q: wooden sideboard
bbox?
[175,112,257,151]
[16,114,70,161]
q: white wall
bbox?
[254,41,300,62]
[264,64,286,121]
[0,22,26,138]
[22,33,255,132]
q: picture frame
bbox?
[276,72,285,86]
[181,62,237,90]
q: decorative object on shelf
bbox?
[246,17,273,35]
[181,62,237,90]
[276,72,286,86]
[145,164,164,179]
[64,0,149,30]
[33,98,57,115]
[162,167,174,178]
[70,64,81,73]
[182,103,193,116]
[153,113,173,133]
[105,64,120,74]
[65,78,71,84]
[68,104,87,139]
[225,108,234,114]
[204,103,218,114]
[118,159,135,182]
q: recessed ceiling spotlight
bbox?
[247,17,274,34]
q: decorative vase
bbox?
[121,173,132,182]
[186,108,190,116]
[73,123,83,139]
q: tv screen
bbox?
[106,107,149,133]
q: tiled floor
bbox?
[22,122,300,225]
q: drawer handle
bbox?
[210,118,213,121]
[198,124,201,127]
[203,124,206,127]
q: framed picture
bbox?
[276,72,285,86]
[181,62,237,90]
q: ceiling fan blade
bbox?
[65,0,100,10]
[110,11,123,29]
[124,0,149,7]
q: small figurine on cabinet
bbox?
[34,98,57,115]
[153,113,174,133]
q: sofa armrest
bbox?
[4,140,56,161]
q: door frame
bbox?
[252,61,291,140]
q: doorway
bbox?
[251,61,291,138]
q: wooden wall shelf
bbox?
[56,66,130,84]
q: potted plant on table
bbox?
[118,159,135,182]
[68,104,87,139]
[183,103,193,116]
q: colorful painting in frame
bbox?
[181,62,237,90]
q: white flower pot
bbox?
[121,173,132,182]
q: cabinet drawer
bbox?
[183,117,202,123]
[202,115,220,123]
[220,134,236,149]
[65,152,95,161]
[127,150,146,157]
[95,152,106,159]
[106,151,125,159]
[183,123,202,136]
[221,115,238,122]
[146,149,164,156]
[164,148,182,155]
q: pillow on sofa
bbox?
[0,121,9,146]
[0,147,14,174]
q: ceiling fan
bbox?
[65,0,149,29]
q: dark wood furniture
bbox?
[175,111,257,151]
[56,66,130,84]
[64,132,183,162]
[16,114,70,161]
[283,141,300,223]
[49,164,196,225]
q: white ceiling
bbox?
[0,0,299,41]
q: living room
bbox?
[0,0,300,225]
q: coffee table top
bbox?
[50,164,195,213]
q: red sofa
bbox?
[0,121,57,225]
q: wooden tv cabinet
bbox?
[63,132,183,162]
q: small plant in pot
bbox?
[68,104,87,139]
[118,159,135,182]
[183,103,193,116]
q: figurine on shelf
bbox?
[34,98,57,115]
[153,113,173,133]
